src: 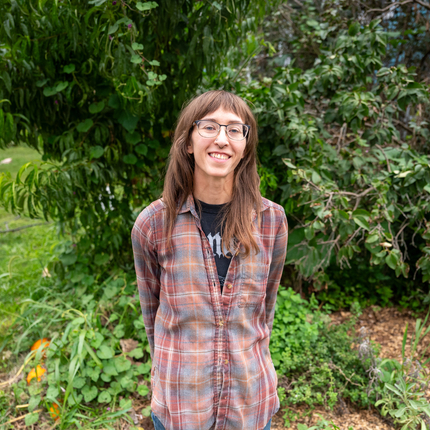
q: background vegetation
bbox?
[1,0,430,428]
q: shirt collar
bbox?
[177,194,270,218]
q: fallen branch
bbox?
[0,222,50,234]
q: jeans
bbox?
[151,412,272,430]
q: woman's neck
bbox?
[193,174,233,205]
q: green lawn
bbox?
[0,144,41,178]
[0,145,61,338]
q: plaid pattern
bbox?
[132,195,288,430]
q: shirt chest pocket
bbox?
[238,253,270,309]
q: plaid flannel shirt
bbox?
[131,195,288,430]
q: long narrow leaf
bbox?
[401,322,408,362]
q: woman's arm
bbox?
[265,209,288,336]
[131,212,161,360]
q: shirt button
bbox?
[219,320,224,326]
[226,284,232,289]
[224,359,228,364]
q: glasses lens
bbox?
[197,121,219,137]
[227,124,246,140]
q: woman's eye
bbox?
[229,127,241,133]
[203,125,216,131]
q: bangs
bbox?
[191,91,253,125]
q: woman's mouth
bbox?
[209,153,231,160]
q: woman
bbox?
[131,90,288,430]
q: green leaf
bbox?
[25,412,39,426]
[138,384,149,396]
[306,19,319,28]
[82,385,98,402]
[114,356,132,373]
[136,362,151,375]
[89,101,105,114]
[46,386,59,399]
[129,348,144,359]
[353,215,370,231]
[135,144,148,155]
[63,64,75,74]
[36,78,49,87]
[131,55,143,64]
[97,345,114,359]
[59,252,77,266]
[113,324,125,338]
[108,22,119,35]
[94,253,109,265]
[90,146,104,159]
[43,86,58,97]
[149,60,160,66]
[118,111,139,133]
[136,1,158,11]
[123,154,137,164]
[385,251,399,270]
[97,391,112,403]
[366,234,379,244]
[28,395,41,412]
[125,131,141,145]
[104,284,120,299]
[73,376,86,389]
[86,366,101,382]
[103,360,119,376]
[311,171,321,184]
[132,43,144,50]
[55,81,68,92]
[348,22,360,36]
[120,398,132,410]
[77,119,93,133]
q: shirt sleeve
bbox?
[265,209,288,336]
[131,212,161,360]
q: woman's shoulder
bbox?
[261,197,286,216]
[133,199,166,230]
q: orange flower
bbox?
[30,338,50,359]
[49,402,61,421]
[26,365,46,384]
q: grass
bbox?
[0,144,41,178]
[0,145,63,339]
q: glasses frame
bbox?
[193,120,250,141]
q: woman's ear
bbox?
[186,142,194,154]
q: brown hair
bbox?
[162,90,262,257]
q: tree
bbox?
[0,0,267,272]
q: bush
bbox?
[0,267,151,427]
[270,287,375,426]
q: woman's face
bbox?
[187,107,247,183]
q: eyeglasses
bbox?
[193,120,250,141]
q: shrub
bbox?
[270,287,375,426]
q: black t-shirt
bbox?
[198,200,232,293]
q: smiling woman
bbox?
[131,90,288,430]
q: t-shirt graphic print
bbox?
[198,200,231,292]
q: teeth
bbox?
[210,153,229,160]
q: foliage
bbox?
[0,0,269,269]
[0,266,151,428]
[297,415,354,430]
[217,18,430,306]
[253,0,430,81]
[270,287,373,426]
[362,312,430,430]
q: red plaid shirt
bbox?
[131,195,288,430]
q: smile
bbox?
[209,153,231,160]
